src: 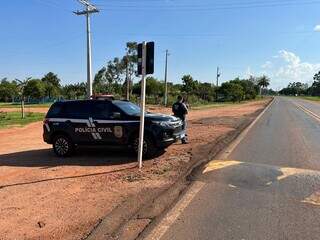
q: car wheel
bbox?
[53,135,74,157]
[132,135,157,158]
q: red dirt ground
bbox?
[0,100,269,240]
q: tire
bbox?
[52,134,74,157]
[132,135,157,159]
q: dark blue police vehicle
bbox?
[43,100,184,158]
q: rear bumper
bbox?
[43,133,52,144]
[43,126,52,144]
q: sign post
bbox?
[137,41,154,169]
[138,42,147,169]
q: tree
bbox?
[0,78,18,102]
[219,82,244,102]
[93,42,138,98]
[93,67,107,94]
[257,75,270,95]
[280,82,309,96]
[24,79,45,100]
[197,82,215,101]
[229,77,259,100]
[62,83,86,100]
[309,71,320,96]
[132,77,165,97]
[124,42,138,99]
[16,77,32,119]
[181,75,198,95]
[41,72,61,99]
[93,57,125,95]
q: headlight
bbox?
[153,121,172,128]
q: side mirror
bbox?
[111,112,121,120]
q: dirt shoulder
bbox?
[0,99,271,240]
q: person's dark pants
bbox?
[182,119,188,143]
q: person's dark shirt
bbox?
[172,101,188,121]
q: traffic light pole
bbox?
[164,50,169,106]
[138,42,147,169]
[126,50,130,101]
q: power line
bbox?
[95,0,320,11]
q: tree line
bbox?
[0,41,271,105]
[279,71,320,96]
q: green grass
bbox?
[0,102,52,109]
[191,97,270,110]
[299,96,320,102]
[0,111,45,129]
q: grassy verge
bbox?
[299,96,320,102]
[0,111,45,129]
[0,102,52,109]
[191,97,269,110]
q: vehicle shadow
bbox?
[0,146,141,168]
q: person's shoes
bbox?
[182,140,188,144]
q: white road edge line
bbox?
[144,181,205,240]
[143,98,275,240]
[294,102,320,123]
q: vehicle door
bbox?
[62,101,93,143]
[90,101,120,143]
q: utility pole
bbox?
[164,50,169,106]
[216,66,221,87]
[74,0,99,99]
[215,67,221,101]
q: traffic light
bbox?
[137,42,155,75]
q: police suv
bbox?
[43,100,184,158]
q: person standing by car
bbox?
[172,96,189,144]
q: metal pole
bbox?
[86,9,93,99]
[215,67,220,101]
[126,49,130,101]
[164,50,169,106]
[216,66,219,87]
[138,42,147,169]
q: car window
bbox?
[92,102,112,119]
[62,101,91,119]
[46,103,63,118]
[113,101,141,116]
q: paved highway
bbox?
[143,97,320,240]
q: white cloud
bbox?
[314,25,320,32]
[245,50,320,90]
[261,61,272,69]
[244,66,254,78]
[274,50,320,86]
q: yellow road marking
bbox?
[294,102,320,123]
[302,191,320,206]
[277,167,301,181]
[203,160,242,174]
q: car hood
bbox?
[130,113,179,122]
[145,113,180,122]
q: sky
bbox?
[1,0,320,90]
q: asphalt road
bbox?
[143,97,320,240]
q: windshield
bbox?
[113,101,141,116]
